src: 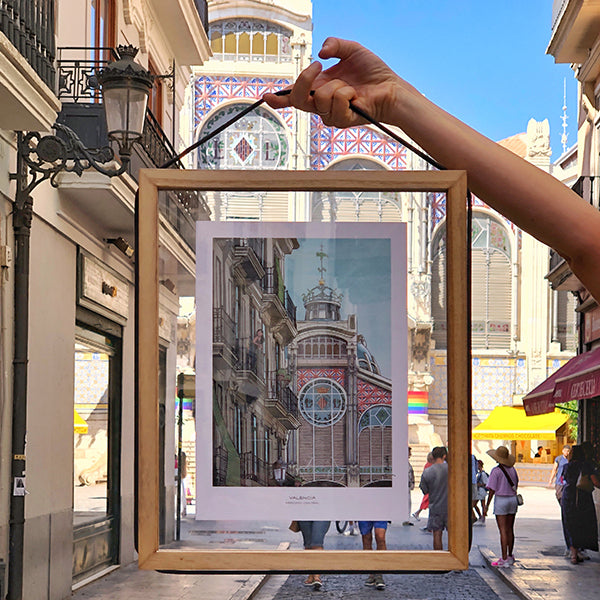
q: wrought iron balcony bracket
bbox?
[15,122,128,199]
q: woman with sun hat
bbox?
[484,446,519,568]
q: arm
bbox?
[264,38,600,303]
[548,459,558,487]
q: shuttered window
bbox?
[432,214,512,350]
[555,290,577,352]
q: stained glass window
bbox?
[298,378,347,427]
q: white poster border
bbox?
[195,221,408,521]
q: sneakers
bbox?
[412,511,421,521]
[491,558,510,568]
[375,574,386,590]
[365,574,377,587]
[312,579,322,590]
[352,524,360,536]
[506,555,515,565]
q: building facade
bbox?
[0,1,210,598]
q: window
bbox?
[297,336,347,359]
[148,57,164,127]
[209,19,292,63]
[431,213,512,349]
[90,0,116,50]
[298,378,347,427]
[198,104,289,170]
[314,158,401,222]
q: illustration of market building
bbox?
[185,0,578,484]
[287,252,392,487]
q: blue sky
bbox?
[312,1,576,159]
[286,238,392,377]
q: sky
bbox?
[311,1,576,159]
[286,238,392,377]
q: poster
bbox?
[195,222,407,521]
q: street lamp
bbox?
[8,45,152,600]
[273,459,287,485]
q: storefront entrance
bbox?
[72,315,121,583]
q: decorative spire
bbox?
[561,78,568,155]
[316,245,327,285]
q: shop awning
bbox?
[74,409,88,434]
[523,347,600,416]
[472,406,568,440]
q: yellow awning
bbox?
[74,409,88,434]
[472,406,568,440]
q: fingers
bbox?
[289,61,323,110]
[318,37,363,61]
[314,82,357,126]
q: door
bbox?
[72,322,121,582]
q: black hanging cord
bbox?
[160,89,444,171]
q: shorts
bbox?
[493,495,518,515]
[358,521,388,535]
[427,512,447,532]
[298,521,330,548]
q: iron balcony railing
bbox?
[266,372,299,419]
[235,336,265,379]
[56,46,210,249]
[213,445,228,486]
[262,267,297,327]
[240,451,270,486]
[213,307,236,351]
[0,0,56,89]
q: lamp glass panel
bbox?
[103,86,149,141]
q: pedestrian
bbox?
[474,459,489,525]
[412,451,433,521]
[484,446,519,567]
[264,38,600,305]
[402,447,416,526]
[297,521,330,590]
[419,446,448,550]
[470,452,480,523]
[548,444,571,503]
[560,444,600,564]
[358,521,388,590]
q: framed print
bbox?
[136,169,470,573]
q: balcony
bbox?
[234,336,265,398]
[213,445,228,486]
[261,267,297,344]
[233,238,265,282]
[0,0,60,130]
[54,47,210,248]
[240,451,271,487]
[146,0,210,65]
[265,372,300,430]
[213,307,237,370]
[547,176,599,291]
[548,0,600,73]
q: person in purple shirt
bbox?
[484,446,519,568]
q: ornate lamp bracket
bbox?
[14,122,129,200]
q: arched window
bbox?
[358,405,392,484]
[358,405,392,432]
[297,336,347,359]
[313,158,401,222]
[209,19,292,63]
[197,103,289,170]
[431,213,512,349]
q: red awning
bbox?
[523,347,600,416]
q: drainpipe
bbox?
[7,134,31,600]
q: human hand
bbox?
[263,37,407,128]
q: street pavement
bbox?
[72,486,600,600]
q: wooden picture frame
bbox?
[136,169,470,573]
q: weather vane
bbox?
[316,245,327,285]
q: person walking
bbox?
[358,521,388,590]
[485,446,519,568]
[412,451,434,522]
[419,446,448,550]
[548,444,571,503]
[474,459,489,525]
[297,521,330,590]
[560,444,600,564]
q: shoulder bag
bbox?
[498,464,524,505]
